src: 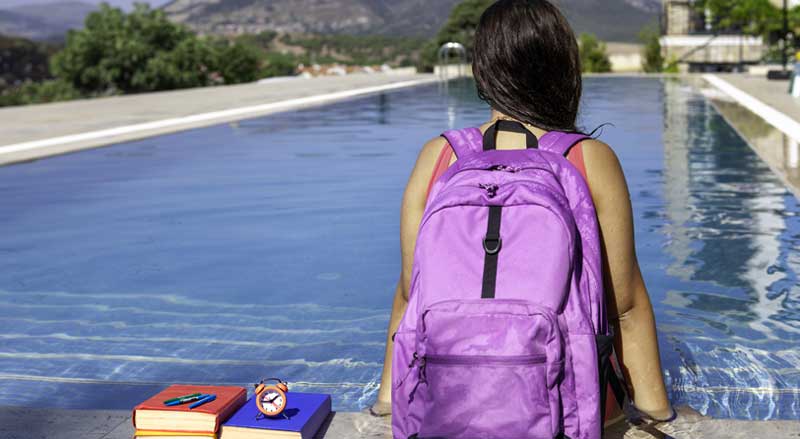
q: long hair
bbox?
[472,0,582,132]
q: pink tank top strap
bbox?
[425,142,589,201]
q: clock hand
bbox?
[266,394,281,403]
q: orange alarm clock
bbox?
[254,378,289,420]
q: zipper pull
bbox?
[407,356,427,405]
[479,183,499,198]
[489,165,521,173]
[395,353,420,390]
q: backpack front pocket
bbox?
[417,353,552,438]
[412,299,565,439]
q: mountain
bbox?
[0,1,97,41]
[556,0,662,42]
[162,0,662,42]
[0,0,171,10]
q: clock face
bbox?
[259,388,286,415]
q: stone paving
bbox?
[0,406,797,438]
[714,73,800,124]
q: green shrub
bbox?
[579,33,612,73]
[639,25,664,73]
[663,56,680,74]
[261,52,299,78]
[417,40,440,73]
[0,79,82,107]
[49,3,259,93]
[216,42,261,84]
[138,38,219,90]
[278,34,425,67]
[51,4,200,93]
[235,31,278,50]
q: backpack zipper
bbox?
[424,353,546,366]
[407,353,547,404]
[421,179,572,232]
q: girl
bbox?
[373,0,673,431]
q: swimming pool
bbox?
[0,78,797,420]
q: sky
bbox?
[1,0,172,9]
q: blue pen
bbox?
[165,394,206,406]
[189,394,216,409]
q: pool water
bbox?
[0,78,797,420]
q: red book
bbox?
[133,385,247,434]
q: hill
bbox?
[0,1,96,41]
[163,0,661,42]
[0,34,56,90]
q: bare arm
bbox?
[582,140,672,419]
[373,137,446,411]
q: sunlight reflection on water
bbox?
[0,78,797,419]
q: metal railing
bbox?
[436,42,467,80]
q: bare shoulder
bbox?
[403,136,447,206]
[418,136,447,166]
[580,138,630,208]
[581,138,622,176]
[409,136,446,183]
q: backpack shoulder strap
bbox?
[441,127,483,159]
[538,131,592,156]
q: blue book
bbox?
[219,393,331,439]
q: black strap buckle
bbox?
[483,237,502,255]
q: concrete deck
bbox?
[0,406,797,438]
[0,73,436,166]
[713,74,800,125]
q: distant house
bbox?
[660,0,797,72]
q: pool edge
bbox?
[1,406,797,439]
[0,75,438,167]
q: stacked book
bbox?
[219,392,331,439]
[133,385,247,438]
[132,384,331,439]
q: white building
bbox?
[660,0,798,72]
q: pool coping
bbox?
[703,74,800,143]
[1,405,798,438]
[0,74,438,167]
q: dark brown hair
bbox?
[473,0,582,132]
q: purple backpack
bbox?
[391,121,623,439]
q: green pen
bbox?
[164,393,202,405]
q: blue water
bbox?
[0,78,797,420]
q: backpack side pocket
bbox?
[391,330,421,439]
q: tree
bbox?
[694,0,779,36]
[435,0,495,54]
[417,0,494,72]
[215,41,261,84]
[579,33,612,73]
[52,3,198,93]
[50,3,260,94]
[138,37,218,90]
[639,25,664,73]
